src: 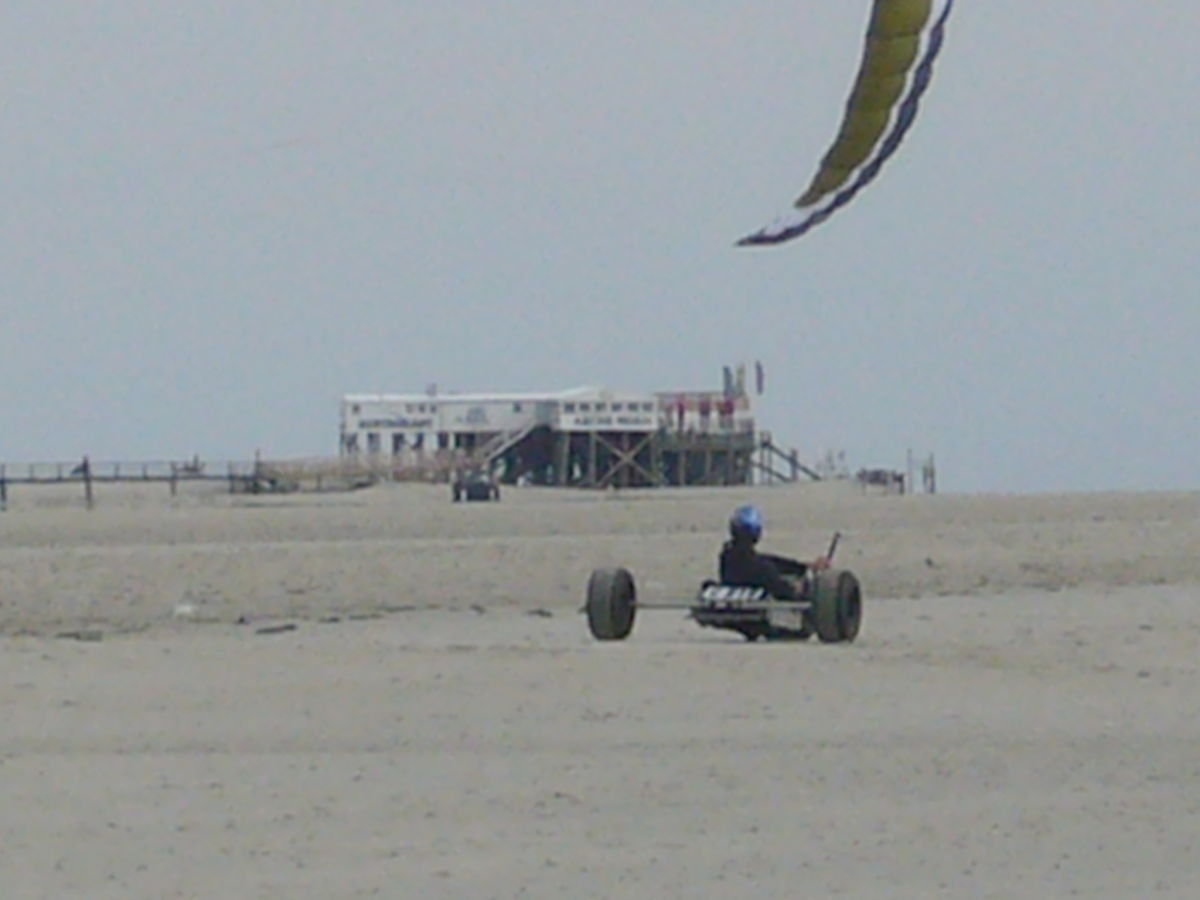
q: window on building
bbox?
[367,432,380,454]
[612,402,624,412]
[564,403,576,413]
[596,403,607,412]
[437,432,449,450]
[392,433,407,455]
[351,404,361,415]
[580,403,591,412]
[513,402,523,413]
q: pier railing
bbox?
[0,456,269,510]
[0,451,482,510]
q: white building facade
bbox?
[339,383,757,487]
[340,388,669,456]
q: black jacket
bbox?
[718,540,808,601]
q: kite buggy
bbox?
[451,469,500,502]
[585,532,862,643]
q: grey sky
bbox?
[3,2,1197,492]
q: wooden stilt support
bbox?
[594,432,659,488]
[556,432,570,486]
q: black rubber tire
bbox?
[586,567,636,640]
[811,569,863,643]
[837,571,863,642]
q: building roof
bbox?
[342,386,651,405]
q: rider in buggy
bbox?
[719,505,830,600]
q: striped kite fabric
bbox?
[738,0,954,247]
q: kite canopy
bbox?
[738,0,954,247]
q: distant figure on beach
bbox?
[718,505,829,600]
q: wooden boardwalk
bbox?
[0,456,272,510]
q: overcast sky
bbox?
[3,2,1197,493]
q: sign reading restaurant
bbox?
[358,417,435,429]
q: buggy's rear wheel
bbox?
[586,568,636,640]
[811,569,863,643]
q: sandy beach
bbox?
[2,481,1199,897]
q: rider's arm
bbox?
[759,552,808,578]
[751,556,797,601]
[721,546,796,600]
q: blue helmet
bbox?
[729,505,763,543]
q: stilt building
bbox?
[339,380,774,488]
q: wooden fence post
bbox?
[82,455,94,510]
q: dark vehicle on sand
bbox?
[452,470,500,503]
